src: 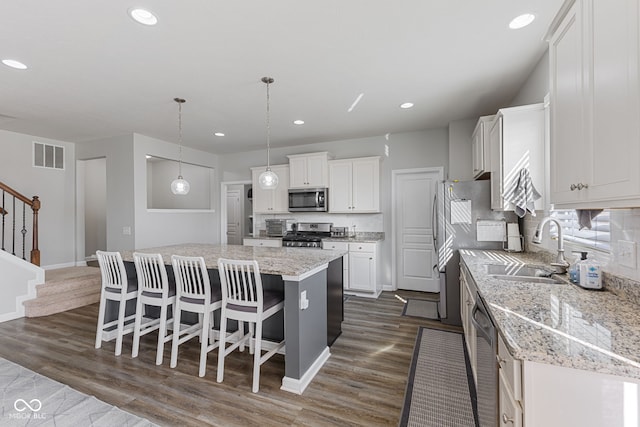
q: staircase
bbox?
[23,266,101,317]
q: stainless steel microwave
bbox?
[288,188,328,212]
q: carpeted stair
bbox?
[23,266,101,317]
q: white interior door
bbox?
[226,189,242,245]
[394,168,442,292]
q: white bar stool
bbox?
[170,255,222,377]
[131,252,176,365]
[216,258,285,393]
[95,250,138,356]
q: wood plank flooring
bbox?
[0,290,461,426]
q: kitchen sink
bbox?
[488,274,565,284]
[486,264,566,284]
[486,264,555,277]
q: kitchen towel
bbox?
[502,168,541,218]
[576,209,603,230]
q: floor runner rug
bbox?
[399,327,477,427]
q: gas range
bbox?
[282,222,332,248]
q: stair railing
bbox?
[0,181,40,266]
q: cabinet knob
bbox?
[570,183,577,191]
[577,182,589,190]
[369,257,373,260]
[496,355,506,366]
[502,413,515,425]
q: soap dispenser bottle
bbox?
[569,251,588,284]
[578,254,603,290]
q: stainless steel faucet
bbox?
[532,217,570,274]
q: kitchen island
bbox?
[120,243,346,394]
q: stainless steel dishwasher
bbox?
[471,294,498,427]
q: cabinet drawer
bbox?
[323,241,349,251]
[498,335,522,401]
[243,238,282,247]
[348,242,376,253]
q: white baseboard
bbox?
[42,261,82,270]
[280,346,331,395]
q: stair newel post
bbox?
[31,196,40,266]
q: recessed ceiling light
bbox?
[293,120,305,125]
[129,8,158,26]
[214,132,225,137]
[509,13,535,29]
[2,59,27,70]
[400,102,414,109]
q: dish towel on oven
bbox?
[503,168,541,218]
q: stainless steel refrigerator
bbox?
[434,180,516,326]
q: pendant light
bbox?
[258,77,279,190]
[171,97,190,195]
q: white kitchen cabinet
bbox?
[460,265,477,384]
[242,238,282,247]
[287,152,330,188]
[328,157,380,213]
[472,115,496,179]
[251,164,289,214]
[548,0,640,208]
[498,335,523,427]
[322,241,349,289]
[346,242,381,298]
[489,104,545,211]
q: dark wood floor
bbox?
[0,290,460,426]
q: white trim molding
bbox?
[280,346,331,394]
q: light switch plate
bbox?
[619,240,637,268]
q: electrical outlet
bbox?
[619,240,637,268]
[300,290,309,310]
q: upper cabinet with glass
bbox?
[547,0,640,208]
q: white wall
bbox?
[83,157,107,258]
[76,134,136,254]
[510,51,550,107]
[219,129,449,287]
[0,129,76,267]
[133,134,220,250]
[448,118,477,181]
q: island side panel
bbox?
[326,257,343,346]
[283,269,328,380]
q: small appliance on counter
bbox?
[330,226,348,237]
[265,218,295,237]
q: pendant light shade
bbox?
[171,97,190,195]
[258,77,278,190]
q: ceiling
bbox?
[0,1,563,155]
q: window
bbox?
[550,209,611,252]
[33,142,64,170]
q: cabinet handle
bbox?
[496,355,506,366]
[577,183,589,190]
[502,413,515,425]
[369,257,373,260]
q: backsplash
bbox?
[523,209,640,305]
[253,212,384,235]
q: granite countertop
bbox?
[322,232,385,243]
[121,243,346,278]
[461,250,640,380]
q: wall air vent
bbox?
[33,142,64,170]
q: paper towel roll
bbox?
[506,223,522,251]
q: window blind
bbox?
[549,209,610,252]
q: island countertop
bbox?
[120,243,346,278]
[461,250,640,380]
